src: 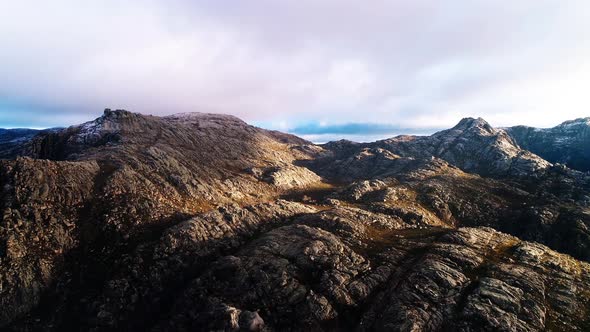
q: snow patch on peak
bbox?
[72,109,126,143]
[73,119,107,144]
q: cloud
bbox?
[0,0,589,135]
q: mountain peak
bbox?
[401,116,551,177]
[85,109,147,130]
[100,108,140,122]
[103,108,131,116]
[557,117,590,128]
[432,117,495,139]
[506,116,590,171]
[453,117,492,131]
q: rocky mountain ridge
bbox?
[0,110,589,331]
[506,117,590,172]
[372,117,551,178]
[0,128,40,159]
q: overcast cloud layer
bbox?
[1,0,589,141]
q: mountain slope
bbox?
[0,109,324,328]
[0,128,40,159]
[1,110,589,331]
[305,143,590,262]
[372,117,550,177]
[506,117,590,171]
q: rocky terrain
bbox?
[0,128,40,159]
[372,117,551,178]
[506,118,590,172]
[1,109,589,331]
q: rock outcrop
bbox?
[0,128,40,159]
[372,117,551,177]
[507,117,590,171]
[1,110,590,331]
[0,110,324,329]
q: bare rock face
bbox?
[153,222,590,331]
[17,109,324,228]
[372,117,551,178]
[0,157,99,326]
[249,165,322,190]
[1,110,590,331]
[159,224,370,330]
[306,142,590,264]
[84,200,317,330]
[311,118,551,179]
[0,129,40,159]
[359,227,590,331]
[0,110,324,329]
[307,118,553,183]
[507,117,590,172]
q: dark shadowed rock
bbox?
[0,128,40,159]
[506,117,590,171]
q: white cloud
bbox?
[0,0,589,131]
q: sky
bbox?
[1,0,590,142]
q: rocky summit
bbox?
[1,109,590,331]
[506,118,590,172]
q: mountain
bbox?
[506,117,590,172]
[0,128,40,159]
[371,117,551,177]
[306,118,590,262]
[1,110,589,331]
[0,109,322,328]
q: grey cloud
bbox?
[0,0,589,134]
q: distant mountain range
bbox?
[0,109,589,331]
[4,116,590,172]
[0,128,39,159]
[506,117,590,171]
